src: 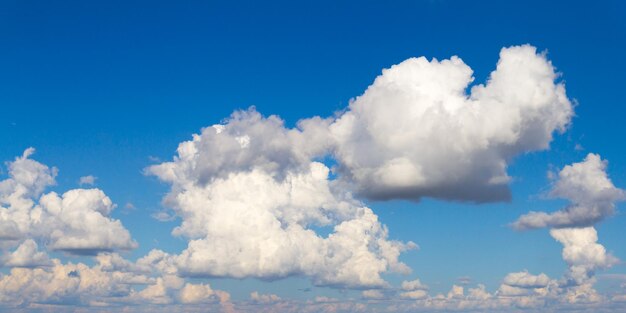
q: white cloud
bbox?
[0,259,139,306]
[0,250,231,309]
[0,148,56,240]
[326,45,573,202]
[508,154,623,306]
[401,278,428,291]
[149,112,414,289]
[447,285,464,299]
[147,109,330,186]
[361,289,385,300]
[0,147,57,200]
[1,239,51,268]
[0,149,136,255]
[399,289,429,300]
[180,283,230,304]
[39,189,137,254]
[514,153,624,230]
[496,271,556,299]
[502,271,552,289]
[151,210,176,222]
[147,44,575,289]
[79,175,97,186]
[550,227,618,288]
[250,291,281,304]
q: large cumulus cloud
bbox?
[149,110,414,288]
[327,45,573,202]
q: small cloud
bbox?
[575,143,584,151]
[401,279,428,291]
[151,210,176,222]
[148,156,161,163]
[314,296,338,303]
[121,202,136,215]
[79,175,97,186]
[362,289,386,300]
[250,291,281,304]
[457,276,472,286]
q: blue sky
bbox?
[1,0,625,312]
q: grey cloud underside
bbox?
[350,176,512,203]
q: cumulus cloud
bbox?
[149,111,414,288]
[250,291,281,304]
[447,285,464,299]
[179,283,231,304]
[550,227,618,288]
[496,271,556,299]
[0,148,57,201]
[509,155,623,305]
[0,252,231,310]
[502,271,552,289]
[0,149,136,255]
[0,258,142,306]
[151,210,176,222]
[400,289,429,300]
[514,153,624,230]
[0,148,56,241]
[401,278,428,291]
[1,239,51,268]
[39,189,137,254]
[327,45,573,202]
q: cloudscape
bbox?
[1,1,625,312]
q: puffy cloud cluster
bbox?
[39,189,137,254]
[149,110,414,288]
[514,154,624,229]
[327,45,573,202]
[0,149,136,255]
[1,239,51,268]
[497,271,556,299]
[147,45,575,289]
[250,291,281,304]
[0,150,211,310]
[0,150,234,311]
[0,251,231,309]
[509,154,623,305]
[399,279,429,300]
[551,227,618,301]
